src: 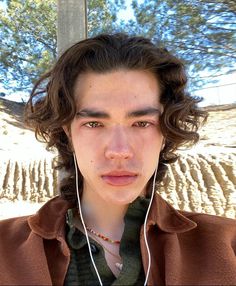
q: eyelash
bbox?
[133,121,152,128]
[84,121,103,128]
[83,121,153,128]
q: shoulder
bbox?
[0,197,57,236]
[0,215,31,240]
[181,210,236,227]
[0,196,73,242]
[180,210,236,240]
[0,215,30,230]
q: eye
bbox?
[84,121,103,128]
[133,121,151,128]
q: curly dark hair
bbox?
[25,33,207,203]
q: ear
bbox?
[63,125,74,152]
[62,125,70,138]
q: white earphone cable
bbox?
[74,152,157,286]
[143,165,158,286]
[73,153,103,286]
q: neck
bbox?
[79,189,128,241]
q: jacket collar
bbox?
[28,194,196,239]
[28,196,74,239]
[148,192,197,233]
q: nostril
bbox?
[105,150,133,160]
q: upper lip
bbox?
[101,171,138,177]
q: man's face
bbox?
[69,69,164,206]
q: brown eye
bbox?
[134,121,150,128]
[85,122,102,128]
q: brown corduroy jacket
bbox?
[0,194,236,285]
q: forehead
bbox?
[73,69,161,111]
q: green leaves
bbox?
[0,0,57,91]
[0,0,235,93]
[0,0,126,92]
[130,0,236,88]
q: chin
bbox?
[105,192,141,206]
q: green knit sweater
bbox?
[64,196,150,285]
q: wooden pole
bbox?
[56,0,87,183]
[57,0,87,55]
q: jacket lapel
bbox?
[148,193,197,233]
[140,192,197,285]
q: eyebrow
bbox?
[76,107,161,119]
[127,107,161,118]
[76,109,110,118]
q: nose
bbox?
[104,126,133,160]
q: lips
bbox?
[101,171,138,186]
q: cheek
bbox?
[71,137,97,170]
[143,137,163,167]
[142,130,163,150]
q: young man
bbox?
[0,33,235,285]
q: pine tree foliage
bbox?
[0,0,124,91]
[0,0,235,92]
[129,0,236,88]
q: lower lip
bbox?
[101,175,137,186]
